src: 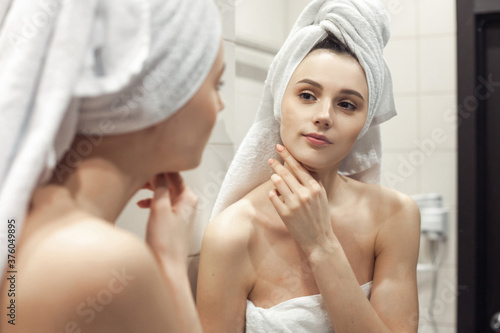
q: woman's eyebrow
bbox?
[339,89,365,101]
[297,78,365,101]
[297,78,323,90]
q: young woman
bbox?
[0,0,224,332]
[196,1,420,332]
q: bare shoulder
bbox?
[348,177,420,225]
[349,179,420,259]
[203,180,275,252]
[15,213,171,332]
[203,196,257,257]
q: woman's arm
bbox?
[139,172,202,333]
[268,144,420,333]
[307,194,420,333]
[196,206,255,333]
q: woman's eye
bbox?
[339,101,356,111]
[299,92,315,101]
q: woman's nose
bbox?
[313,101,333,127]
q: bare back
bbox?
[0,186,185,333]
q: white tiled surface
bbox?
[235,44,275,70]
[381,0,458,331]
[419,93,457,150]
[419,36,457,93]
[420,151,457,208]
[381,95,419,150]
[234,77,265,150]
[215,0,236,41]
[384,38,418,94]
[235,0,287,49]
[182,143,234,255]
[382,0,418,37]
[441,206,457,268]
[418,0,457,35]
[380,151,420,194]
[417,265,458,327]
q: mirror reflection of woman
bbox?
[0,1,224,332]
[196,1,420,332]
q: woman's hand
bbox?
[137,172,198,269]
[268,144,338,256]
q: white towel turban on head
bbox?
[211,0,396,219]
[0,0,222,274]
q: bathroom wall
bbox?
[233,0,458,332]
[380,1,457,332]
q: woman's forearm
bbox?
[307,245,391,333]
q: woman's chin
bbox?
[295,158,328,173]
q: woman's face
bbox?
[280,49,369,172]
[154,41,226,171]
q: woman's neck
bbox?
[283,162,347,206]
[37,132,155,223]
[48,157,146,223]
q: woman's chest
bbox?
[248,211,377,308]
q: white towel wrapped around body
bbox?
[0,0,221,274]
[211,0,396,219]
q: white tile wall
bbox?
[381,0,418,38]
[420,151,457,208]
[235,0,287,49]
[419,93,457,151]
[380,151,420,194]
[417,265,458,327]
[419,36,457,93]
[234,77,265,149]
[385,38,419,94]
[382,0,458,331]
[418,0,457,35]
[381,95,419,150]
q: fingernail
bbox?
[268,158,274,165]
[276,144,285,152]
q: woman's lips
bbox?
[303,134,331,146]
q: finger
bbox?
[152,174,172,209]
[268,158,302,194]
[270,173,295,204]
[137,198,152,208]
[275,144,316,186]
[141,182,154,191]
[166,172,185,201]
[269,188,288,214]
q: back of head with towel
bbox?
[0,0,222,331]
